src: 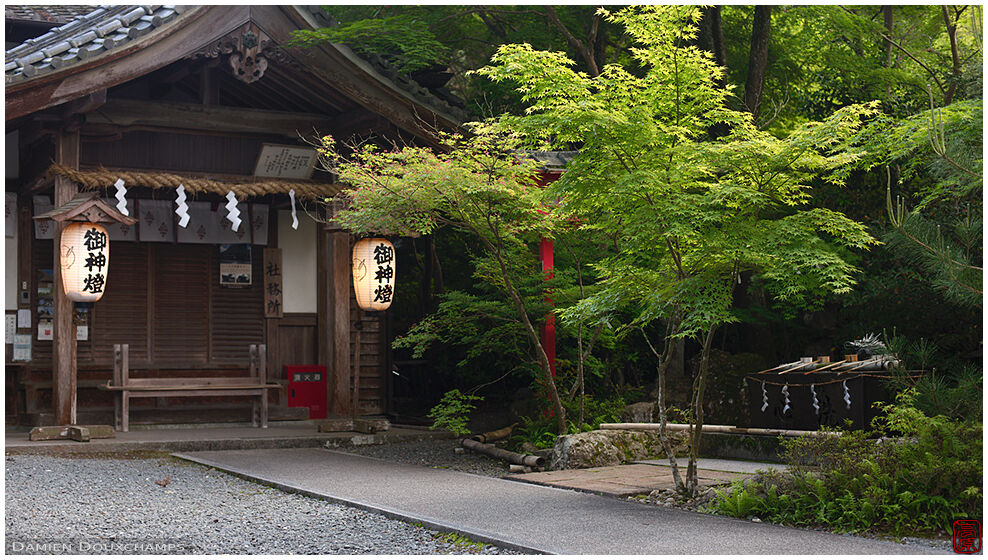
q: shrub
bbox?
[427,390,483,436]
[711,390,982,536]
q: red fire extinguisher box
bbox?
[284,365,327,419]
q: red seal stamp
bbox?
[953,519,982,554]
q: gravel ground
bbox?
[4,453,519,555]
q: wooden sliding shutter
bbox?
[91,242,149,364]
[34,238,264,369]
[151,244,209,366]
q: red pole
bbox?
[539,237,556,377]
[536,170,561,379]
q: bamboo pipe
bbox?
[756,360,820,375]
[599,423,841,438]
[468,423,519,444]
[801,359,848,375]
[459,438,546,467]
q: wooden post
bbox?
[330,232,352,416]
[113,345,121,430]
[259,344,267,383]
[52,130,79,426]
[318,224,352,417]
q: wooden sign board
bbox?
[253,144,317,179]
[263,248,283,318]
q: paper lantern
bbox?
[60,222,109,302]
[352,238,395,311]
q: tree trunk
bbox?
[743,6,772,119]
[422,235,434,311]
[699,5,730,139]
[883,6,894,68]
[942,6,962,106]
[698,6,727,72]
[489,242,567,434]
[576,322,586,428]
[686,326,717,496]
[545,6,601,77]
[431,235,445,296]
[642,323,685,493]
[883,6,894,99]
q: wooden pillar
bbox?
[318,224,351,416]
[52,130,79,426]
[330,232,352,416]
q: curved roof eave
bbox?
[5,5,465,142]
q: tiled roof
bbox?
[6,5,96,24]
[527,151,579,169]
[5,5,187,84]
[6,5,468,124]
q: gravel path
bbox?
[4,453,519,555]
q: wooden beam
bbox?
[263,64,352,114]
[52,129,79,426]
[86,98,337,138]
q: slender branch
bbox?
[666,237,686,279]
[839,6,947,97]
[544,6,600,77]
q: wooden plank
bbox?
[265,207,280,378]
[263,248,283,318]
[86,99,337,138]
[52,129,79,426]
[106,377,268,388]
[102,388,271,395]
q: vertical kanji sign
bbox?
[263,248,283,318]
[351,238,396,311]
[60,222,109,302]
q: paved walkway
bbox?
[176,448,939,555]
[506,458,792,498]
[506,463,740,498]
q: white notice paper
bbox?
[37,319,53,341]
[13,334,31,361]
[5,313,15,343]
[76,326,88,341]
[17,309,30,328]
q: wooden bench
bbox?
[99,344,280,432]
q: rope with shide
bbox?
[48,163,341,199]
